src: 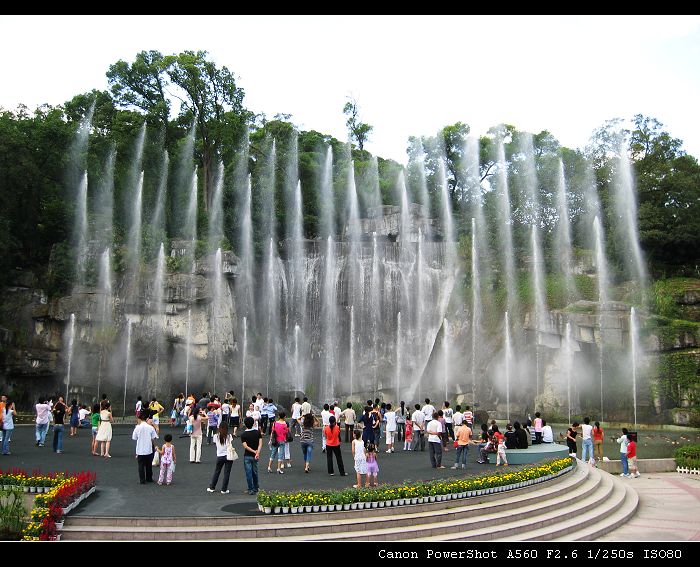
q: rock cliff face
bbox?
[0,251,240,410]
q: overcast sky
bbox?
[1,15,699,163]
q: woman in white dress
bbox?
[95,401,113,457]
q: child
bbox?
[158,434,176,485]
[493,425,508,466]
[352,430,368,488]
[404,418,413,451]
[90,403,100,456]
[533,412,543,444]
[366,442,379,486]
[627,435,640,478]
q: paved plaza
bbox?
[3,424,518,517]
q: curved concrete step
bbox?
[63,463,627,541]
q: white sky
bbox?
[1,15,699,164]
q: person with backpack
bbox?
[267,412,288,474]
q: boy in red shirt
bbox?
[627,437,640,478]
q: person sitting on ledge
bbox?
[504,423,518,449]
[513,421,529,449]
[541,420,554,443]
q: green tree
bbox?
[343,97,373,151]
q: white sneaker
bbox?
[386,450,392,453]
[287,463,291,468]
[634,472,641,478]
[206,488,215,492]
[620,473,629,478]
[451,465,458,469]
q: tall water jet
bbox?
[123,321,132,418]
[442,318,449,402]
[294,323,301,393]
[615,151,648,293]
[395,311,402,405]
[319,146,335,237]
[593,215,610,420]
[555,158,577,303]
[73,172,89,286]
[239,174,255,326]
[211,247,223,393]
[414,147,432,240]
[208,161,225,251]
[564,321,574,424]
[185,309,192,398]
[96,148,115,247]
[64,314,76,399]
[630,307,639,428]
[323,235,338,402]
[186,170,198,268]
[151,151,169,243]
[241,316,247,400]
[437,157,455,265]
[531,224,547,399]
[504,312,512,422]
[346,160,362,310]
[151,243,166,399]
[290,180,305,330]
[349,305,355,399]
[264,238,279,397]
[495,136,519,339]
[97,250,112,399]
[398,171,411,249]
[371,232,381,391]
[128,171,144,280]
[471,218,482,398]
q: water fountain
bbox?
[64,314,76,399]
[630,307,639,428]
[504,312,512,422]
[555,158,577,302]
[122,321,132,418]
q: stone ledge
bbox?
[596,457,676,474]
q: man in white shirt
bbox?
[541,420,554,443]
[411,404,426,451]
[453,406,463,427]
[291,398,302,436]
[254,393,264,413]
[132,412,158,484]
[422,399,435,425]
[384,404,397,453]
[342,402,356,443]
[426,413,445,468]
[301,397,311,417]
[321,404,332,451]
[581,417,594,464]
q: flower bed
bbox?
[0,468,96,541]
[256,457,573,514]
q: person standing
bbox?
[1,399,16,455]
[627,434,640,478]
[617,428,630,478]
[132,411,158,484]
[452,420,472,469]
[358,406,375,447]
[300,412,315,473]
[324,416,347,476]
[342,402,356,443]
[426,412,444,468]
[35,397,51,447]
[566,422,580,457]
[172,393,185,428]
[52,396,68,454]
[267,413,288,474]
[301,397,311,417]
[411,404,426,451]
[422,399,435,427]
[95,401,113,458]
[403,417,413,451]
[463,406,473,429]
[320,404,332,452]
[443,402,454,442]
[593,421,605,464]
[581,417,594,465]
[68,399,80,436]
[533,412,543,444]
[149,398,164,435]
[494,425,508,466]
[291,397,302,436]
[157,434,176,485]
[453,405,463,429]
[90,403,100,456]
[230,398,241,437]
[352,430,368,488]
[135,396,143,419]
[207,422,235,493]
[384,403,397,453]
[241,416,262,495]
[206,405,220,446]
[220,396,231,427]
[189,407,204,463]
[396,401,407,442]
[259,398,270,435]
[246,403,260,430]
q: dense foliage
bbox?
[0,50,699,299]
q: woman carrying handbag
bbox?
[207,422,236,494]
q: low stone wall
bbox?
[597,458,676,474]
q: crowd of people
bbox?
[0,391,642,495]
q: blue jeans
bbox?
[621,453,629,475]
[52,424,64,452]
[270,441,286,462]
[35,422,49,445]
[2,428,13,454]
[301,442,313,463]
[455,444,469,467]
[582,438,594,462]
[244,455,259,493]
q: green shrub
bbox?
[674,444,700,468]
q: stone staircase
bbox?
[61,460,638,541]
